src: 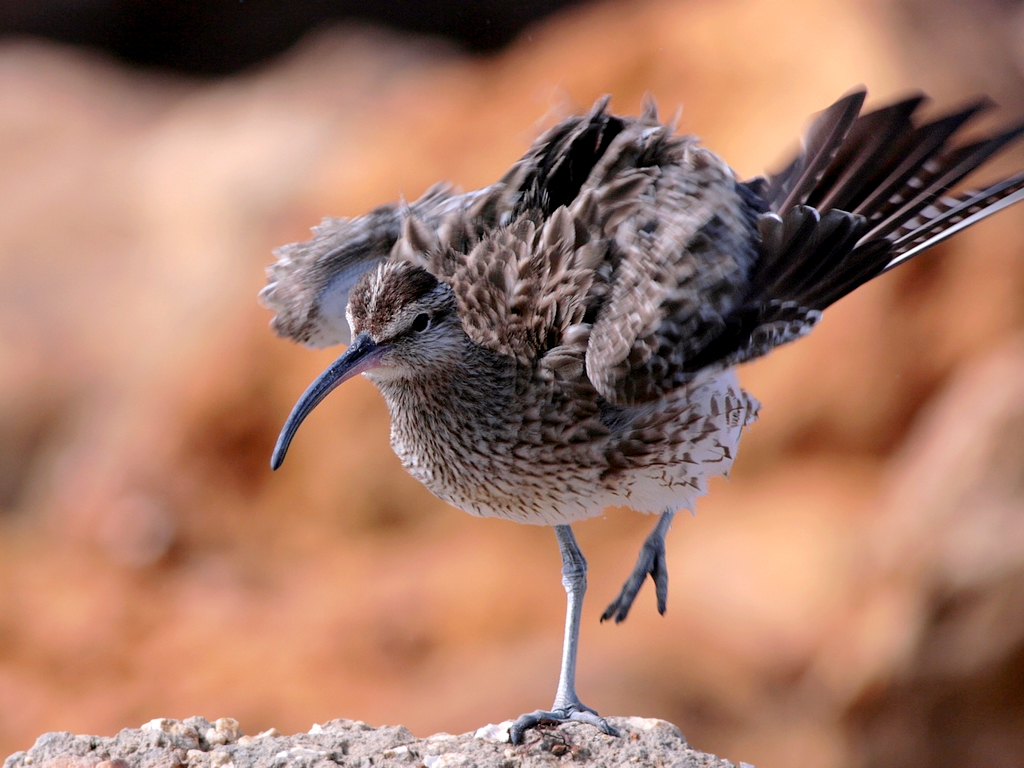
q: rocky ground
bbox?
[4,718,742,768]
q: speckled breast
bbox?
[377,366,759,526]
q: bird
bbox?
[260,88,1024,744]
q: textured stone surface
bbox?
[3,717,742,768]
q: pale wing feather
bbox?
[266,89,1024,424]
[260,182,467,348]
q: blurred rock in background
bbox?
[0,1,1023,768]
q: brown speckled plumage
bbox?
[263,88,1024,741]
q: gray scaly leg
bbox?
[509,525,618,744]
[601,508,676,623]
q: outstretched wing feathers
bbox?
[884,170,1024,271]
[858,120,1024,243]
[263,90,1024,404]
[260,206,400,348]
[848,100,990,220]
[811,95,925,212]
[446,208,605,367]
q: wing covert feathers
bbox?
[383,102,760,404]
[584,144,757,403]
[446,207,605,369]
[263,90,1024,401]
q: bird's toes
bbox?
[652,547,669,615]
[567,708,619,737]
[509,706,619,745]
[600,574,644,623]
[509,711,547,745]
[602,537,667,623]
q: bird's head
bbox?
[271,261,460,469]
[344,261,463,380]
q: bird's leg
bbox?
[509,525,618,745]
[601,508,676,624]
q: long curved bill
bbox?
[271,332,384,470]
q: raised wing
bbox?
[264,90,1024,404]
[580,119,760,404]
[385,99,761,401]
[385,99,762,404]
[260,182,469,347]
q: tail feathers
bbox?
[850,100,992,223]
[885,170,1024,270]
[858,121,1024,243]
[753,92,1024,314]
[772,89,866,214]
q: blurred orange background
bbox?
[2,1,1024,767]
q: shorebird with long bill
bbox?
[261,88,1024,743]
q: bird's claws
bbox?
[509,706,618,745]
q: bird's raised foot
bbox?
[509,705,619,745]
[601,528,668,623]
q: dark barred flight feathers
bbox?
[261,88,1024,406]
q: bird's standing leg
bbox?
[509,525,618,745]
[601,508,676,623]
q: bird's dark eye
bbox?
[411,313,431,333]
